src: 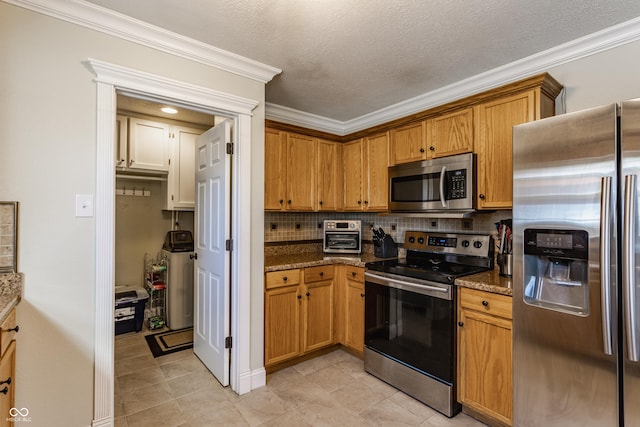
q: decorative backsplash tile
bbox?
[265,210,512,251]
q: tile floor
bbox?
[114,329,487,427]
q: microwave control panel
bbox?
[447,169,467,199]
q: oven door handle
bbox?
[365,271,451,298]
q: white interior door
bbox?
[193,120,231,386]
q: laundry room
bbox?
[113,94,215,340]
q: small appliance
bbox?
[323,220,361,254]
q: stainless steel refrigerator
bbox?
[512,100,640,426]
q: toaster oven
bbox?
[323,220,361,254]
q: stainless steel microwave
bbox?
[323,220,361,254]
[388,153,475,213]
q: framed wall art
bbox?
[0,202,18,273]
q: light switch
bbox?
[75,194,94,217]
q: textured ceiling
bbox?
[87,0,640,122]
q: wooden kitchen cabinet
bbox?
[343,133,389,211]
[390,120,427,164]
[302,265,335,352]
[427,107,474,159]
[458,287,512,426]
[0,307,18,426]
[264,129,317,211]
[264,269,302,366]
[264,266,335,368]
[343,266,365,353]
[317,139,343,211]
[474,83,557,210]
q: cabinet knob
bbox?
[458,321,464,327]
[360,293,365,298]
[319,200,323,206]
[279,199,283,205]
[297,294,301,300]
[357,200,362,205]
[364,200,369,204]
[429,146,435,151]
[479,194,486,200]
[282,276,288,282]
[420,148,425,153]
[319,272,324,277]
[4,325,18,333]
[352,271,357,277]
[306,291,310,297]
[287,200,292,204]
[482,300,489,306]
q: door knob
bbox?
[189,253,198,260]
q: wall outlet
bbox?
[462,219,473,230]
[295,223,301,229]
[430,220,438,228]
[318,222,323,228]
[391,223,397,231]
[270,223,277,230]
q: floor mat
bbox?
[144,328,193,358]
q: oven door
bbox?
[364,271,455,383]
[324,231,361,253]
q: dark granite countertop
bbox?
[264,252,391,272]
[0,273,23,322]
[455,267,513,296]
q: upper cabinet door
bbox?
[286,133,317,211]
[428,107,474,159]
[264,129,287,211]
[475,90,536,210]
[390,121,427,165]
[166,126,202,210]
[317,139,343,211]
[128,118,170,171]
[365,132,390,211]
[342,139,365,211]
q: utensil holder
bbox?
[374,235,398,258]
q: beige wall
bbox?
[0,3,265,426]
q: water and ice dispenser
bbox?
[523,229,589,316]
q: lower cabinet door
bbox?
[303,280,334,352]
[265,286,301,366]
[0,340,15,427]
[344,278,365,352]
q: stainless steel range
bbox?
[364,231,494,417]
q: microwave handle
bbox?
[439,166,447,208]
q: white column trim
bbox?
[92,80,116,427]
[87,58,260,425]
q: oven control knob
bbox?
[417,237,425,244]
[462,240,470,248]
[408,236,415,243]
[473,241,483,249]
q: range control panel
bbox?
[404,231,493,257]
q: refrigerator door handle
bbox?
[439,166,447,208]
[623,174,640,362]
[601,176,614,356]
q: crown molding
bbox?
[4,0,281,84]
[267,16,640,136]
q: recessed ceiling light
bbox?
[161,106,178,114]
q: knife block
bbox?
[374,235,398,258]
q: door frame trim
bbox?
[87,58,260,426]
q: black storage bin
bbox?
[115,288,149,335]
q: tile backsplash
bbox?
[265,211,512,248]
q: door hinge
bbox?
[225,336,232,349]
[225,239,233,251]
[226,142,234,155]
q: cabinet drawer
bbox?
[304,265,334,283]
[460,287,512,319]
[265,269,301,290]
[346,266,365,283]
[0,308,17,358]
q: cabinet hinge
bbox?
[225,239,233,251]
[226,143,234,155]
[225,336,232,349]
[168,158,171,165]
